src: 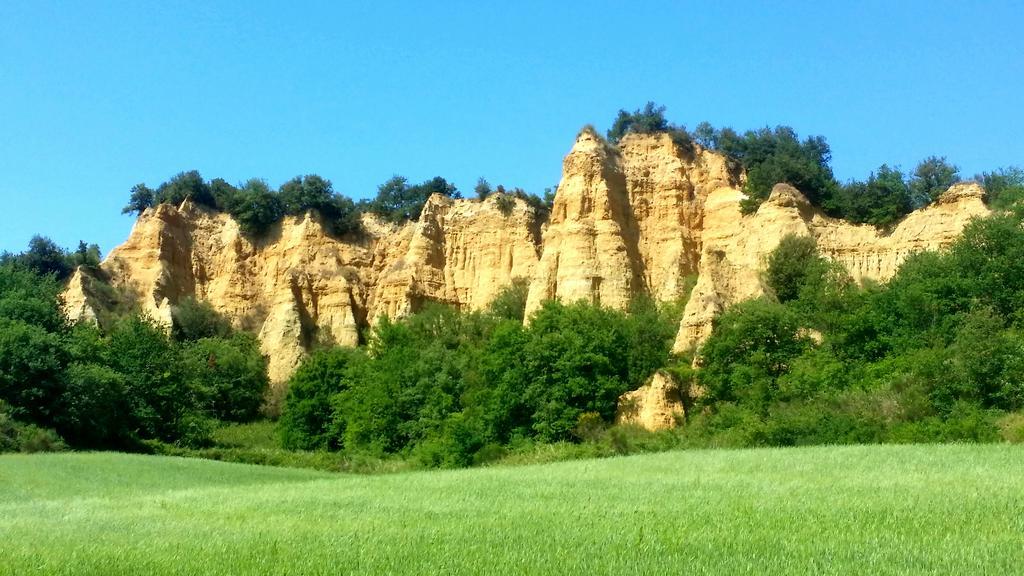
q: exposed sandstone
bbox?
[71,194,542,389]
[525,130,740,318]
[673,182,989,351]
[616,371,685,431]
[66,131,990,387]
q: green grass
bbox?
[2,444,1023,575]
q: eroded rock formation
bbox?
[70,194,542,390]
[66,130,990,390]
[615,371,685,431]
[673,182,989,351]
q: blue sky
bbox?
[1,1,1022,254]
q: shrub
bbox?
[607,102,670,143]
[182,333,269,422]
[171,297,233,342]
[279,347,368,450]
[487,278,530,322]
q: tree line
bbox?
[123,171,555,239]
[607,102,1022,227]
[0,243,268,452]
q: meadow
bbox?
[2,444,1023,575]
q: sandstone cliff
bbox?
[67,131,990,390]
[524,129,739,318]
[672,181,989,351]
[70,194,542,389]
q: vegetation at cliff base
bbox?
[2,444,1023,575]
[0,247,268,452]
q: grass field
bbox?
[2,445,1023,575]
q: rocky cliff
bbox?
[67,194,542,389]
[673,181,989,351]
[65,130,990,387]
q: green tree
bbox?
[122,183,155,216]
[978,166,1024,210]
[474,178,492,200]
[230,179,284,237]
[368,175,460,222]
[155,170,216,208]
[171,297,233,342]
[487,278,530,322]
[607,102,669,143]
[279,347,368,450]
[181,333,268,422]
[15,236,71,280]
[909,156,959,207]
[698,299,811,411]
[832,165,913,227]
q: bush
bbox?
[171,297,233,342]
[279,347,368,450]
[368,175,460,223]
[182,333,269,422]
[607,102,669,143]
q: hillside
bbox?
[2,445,1023,575]
[63,130,990,386]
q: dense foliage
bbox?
[0,235,100,282]
[979,166,1024,210]
[0,240,269,452]
[123,170,551,238]
[688,214,1024,446]
[606,102,692,147]
[279,291,680,466]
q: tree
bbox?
[832,165,913,227]
[171,297,233,342]
[607,102,669,143]
[978,166,1024,210]
[279,347,367,450]
[209,178,239,211]
[698,299,811,411]
[694,121,716,148]
[278,174,335,216]
[16,236,71,280]
[368,175,460,222]
[487,278,529,322]
[155,170,216,208]
[181,333,268,422]
[69,241,101,268]
[765,235,822,303]
[910,156,959,207]
[122,184,155,216]
[230,179,284,237]
[474,178,492,200]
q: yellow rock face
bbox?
[616,371,685,431]
[67,131,989,391]
[525,129,740,317]
[74,194,542,390]
[672,182,989,352]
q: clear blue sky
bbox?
[1,1,1022,254]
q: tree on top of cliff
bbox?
[607,102,670,143]
[368,175,460,223]
[279,174,362,236]
[122,184,155,216]
[909,156,960,207]
[155,171,217,209]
